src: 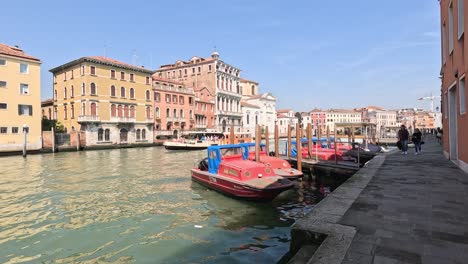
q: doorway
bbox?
[120,128,128,143]
[448,85,458,160]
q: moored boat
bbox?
[191,144,294,200]
[241,143,303,180]
[163,131,224,150]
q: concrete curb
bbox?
[288,154,387,264]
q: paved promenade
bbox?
[341,137,468,264]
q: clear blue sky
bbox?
[1,0,441,111]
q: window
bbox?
[189,97,193,105]
[458,0,464,39]
[460,77,466,114]
[111,70,116,78]
[98,128,104,141]
[18,105,32,116]
[179,96,184,104]
[189,110,193,119]
[0,81,6,88]
[251,85,255,95]
[81,65,85,75]
[90,66,96,75]
[105,129,110,141]
[208,65,212,71]
[142,129,146,140]
[173,109,177,117]
[449,3,454,53]
[155,92,160,102]
[184,69,187,75]
[20,63,28,74]
[173,95,177,103]
[124,105,129,117]
[130,106,135,118]
[166,108,170,117]
[111,85,116,97]
[146,90,150,100]
[155,107,160,118]
[0,59,6,66]
[20,84,29,95]
[71,104,75,119]
[121,87,126,98]
[198,67,201,73]
[64,87,67,99]
[121,72,125,80]
[90,102,97,116]
[71,70,74,79]
[71,85,74,98]
[180,109,183,118]
[179,70,182,77]
[130,88,135,99]
[247,114,249,124]
[166,94,171,103]
[130,73,134,82]
[136,129,141,140]
[118,105,123,117]
[64,105,68,119]
[146,107,151,118]
[90,83,97,95]
[12,127,18,134]
[64,72,67,81]
[111,104,116,117]
[146,76,150,84]
[81,83,85,95]
[192,68,195,74]
[0,127,7,134]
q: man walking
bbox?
[398,125,409,155]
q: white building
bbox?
[277,109,295,136]
[359,106,398,137]
[241,93,277,137]
[325,109,362,132]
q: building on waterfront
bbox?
[152,76,196,138]
[397,108,437,132]
[277,109,295,136]
[240,78,258,96]
[358,106,397,137]
[154,51,243,132]
[41,99,54,120]
[309,108,327,136]
[325,109,362,133]
[49,56,154,146]
[439,0,468,172]
[240,93,277,137]
[0,43,42,152]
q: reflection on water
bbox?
[0,147,323,263]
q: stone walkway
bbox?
[340,136,468,264]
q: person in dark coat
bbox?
[412,128,423,155]
[397,125,409,155]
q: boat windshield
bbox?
[220,147,244,158]
[184,133,224,140]
[246,145,266,152]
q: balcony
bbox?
[110,117,136,123]
[216,111,243,117]
[216,89,242,98]
[195,124,207,129]
[78,115,100,123]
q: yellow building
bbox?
[49,56,154,146]
[0,43,42,152]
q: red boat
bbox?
[242,143,303,180]
[191,144,294,200]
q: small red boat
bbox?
[242,143,303,180]
[191,144,294,200]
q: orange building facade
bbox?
[440,0,468,172]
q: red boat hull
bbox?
[191,169,293,200]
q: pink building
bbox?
[309,108,326,135]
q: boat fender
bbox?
[269,151,275,156]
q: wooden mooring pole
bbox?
[255,124,261,162]
[296,122,302,172]
[307,123,312,159]
[274,124,279,158]
[287,125,292,158]
[230,125,235,144]
[265,126,270,154]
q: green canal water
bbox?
[0,147,322,264]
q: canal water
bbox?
[0,147,324,264]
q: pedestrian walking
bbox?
[436,127,443,144]
[412,128,423,155]
[397,125,409,155]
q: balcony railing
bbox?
[216,111,243,117]
[195,124,207,129]
[78,115,100,122]
[216,89,242,98]
[110,117,136,123]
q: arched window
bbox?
[71,86,74,98]
[90,83,96,95]
[136,129,141,140]
[98,128,104,141]
[146,90,150,100]
[124,105,129,117]
[180,109,183,118]
[146,107,151,119]
[110,85,116,97]
[81,83,85,95]
[82,102,86,115]
[111,104,116,117]
[166,108,170,117]
[64,87,67,99]
[105,129,110,141]
[155,107,160,118]
[90,102,97,116]
[130,88,135,99]
[120,87,125,98]
[246,114,250,125]
[130,106,135,118]
[118,105,123,117]
[142,129,146,140]
[251,85,255,95]
[255,115,258,125]
[173,109,177,118]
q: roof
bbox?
[309,108,324,113]
[366,105,384,110]
[240,101,260,109]
[327,108,360,113]
[277,109,292,113]
[244,93,276,100]
[0,43,40,62]
[277,113,288,118]
[49,56,154,74]
[240,78,259,85]
[158,56,216,69]
[152,74,184,85]
[41,98,54,106]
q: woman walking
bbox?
[412,128,423,155]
